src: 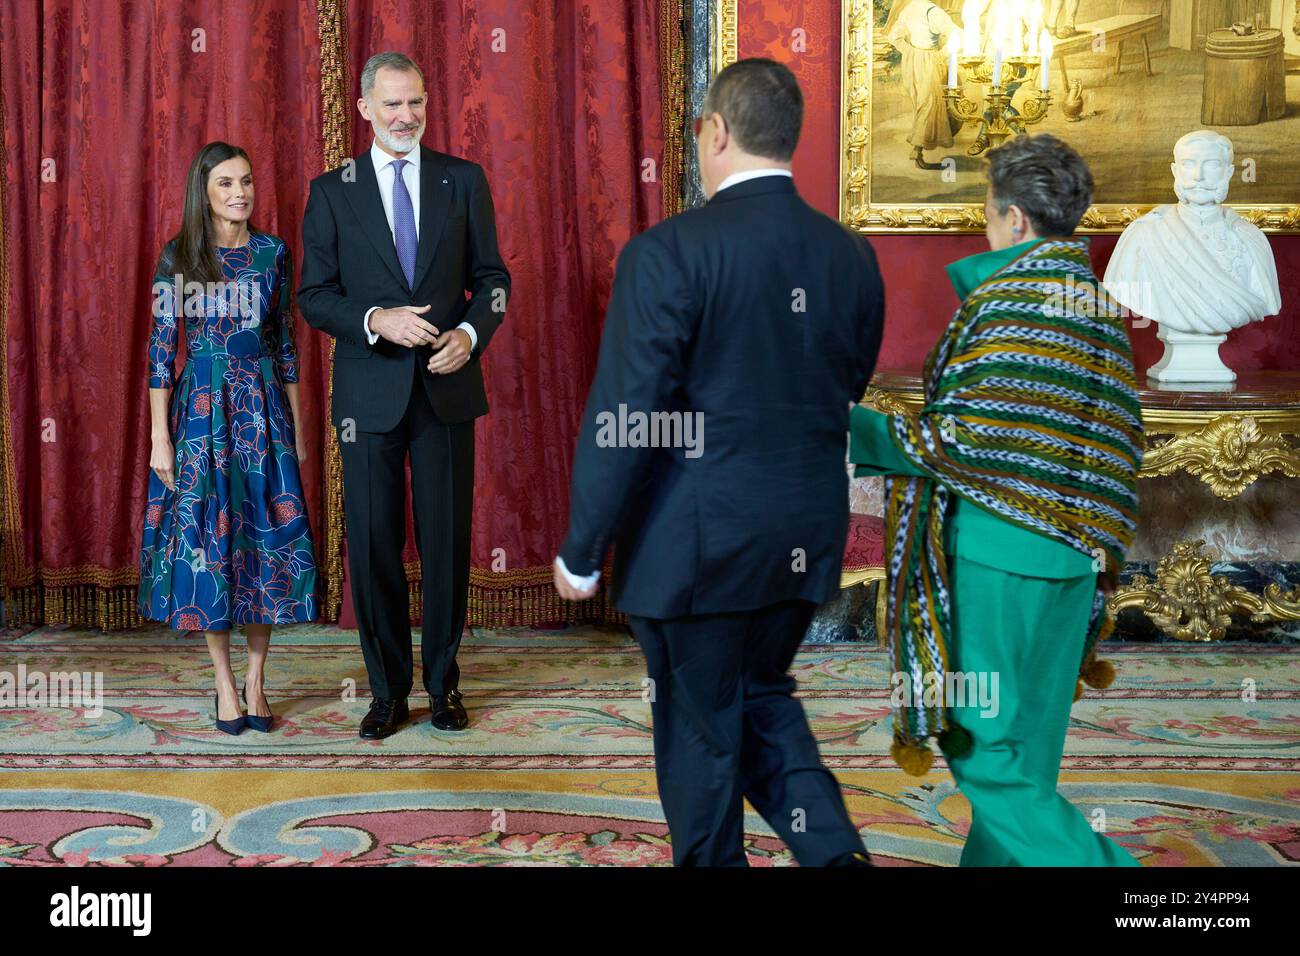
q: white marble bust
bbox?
[1102,129,1281,383]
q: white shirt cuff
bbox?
[363,306,380,345]
[554,555,600,590]
[456,321,478,352]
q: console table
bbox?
[863,370,1300,641]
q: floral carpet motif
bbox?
[0,624,1296,865]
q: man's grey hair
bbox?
[360,51,424,99]
[985,133,1094,237]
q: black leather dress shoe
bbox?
[430,689,468,731]
[359,697,409,739]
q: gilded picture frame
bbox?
[713,0,739,75]
[839,0,1300,233]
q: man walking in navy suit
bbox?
[554,59,885,866]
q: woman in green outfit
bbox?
[850,134,1144,866]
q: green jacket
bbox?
[850,240,1095,581]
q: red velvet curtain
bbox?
[0,0,677,629]
[0,0,330,628]
[333,0,670,628]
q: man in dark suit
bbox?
[553,58,885,866]
[300,51,509,737]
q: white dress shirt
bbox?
[362,139,478,350]
[371,137,422,239]
[715,167,793,194]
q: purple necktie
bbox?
[390,158,417,288]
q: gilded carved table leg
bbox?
[1108,539,1300,642]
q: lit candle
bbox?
[947,31,960,87]
[1011,0,1025,55]
[993,39,1004,86]
[1039,32,1052,90]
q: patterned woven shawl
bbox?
[883,238,1144,772]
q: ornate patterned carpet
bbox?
[1,623,1297,866]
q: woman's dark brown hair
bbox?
[166,141,254,286]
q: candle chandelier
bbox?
[944,0,1056,156]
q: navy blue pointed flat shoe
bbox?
[215,692,245,736]
[241,685,274,733]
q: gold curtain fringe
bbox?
[316,0,349,622]
[660,0,686,217]
[0,575,628,632]
[466,579,627,629]
[7,564,138,588]
[0,574,626,632]
[401,562,626,628]
[2,582,142,630]
[398,577,625,629]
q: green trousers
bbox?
[946,556,1139,867]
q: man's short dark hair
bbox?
[985,133,1094,236]
[702,58,803,162]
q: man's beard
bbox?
[376,122,423,154]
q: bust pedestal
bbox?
[1149,327,1235,383]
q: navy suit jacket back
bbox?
[561,175,885,619]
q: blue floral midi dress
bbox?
[139,232,318,630]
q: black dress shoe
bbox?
[827,850,874,867]
[430,689,468,731]
[359,697,409,739]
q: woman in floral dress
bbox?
[140,141,318,734]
